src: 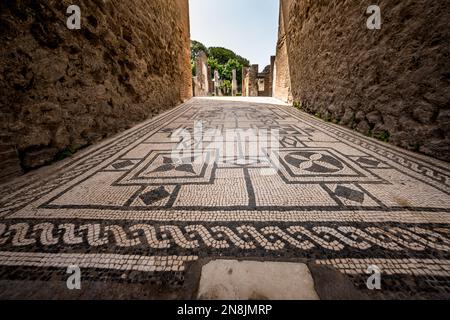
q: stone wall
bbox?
[242,65,259,97]
[193,51,210,96]
[281,0,450,162]
[0,0,192,182]
[243,63,273,97]
[268,56,275,97]
[273,0,292,103]
[258,65,273,97]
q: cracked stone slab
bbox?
[197,260,320,300]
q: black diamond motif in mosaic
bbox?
[112,160,134,170]
[152,164,174,173]
[176,164,196,174]
[152,157,196,174]
[160,128,174,134]
[139,186,170,205]
[335,185,365,203]
[357,157,380,167]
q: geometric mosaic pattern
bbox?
[0,97,449,298]
[0,222,449,252]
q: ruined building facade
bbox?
[274,0,450,162]
[0,0,192,183]
[192,51,209,97]
[242,65,258,97]
[242,61,274,98]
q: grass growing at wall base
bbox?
[411,143,421,152]
[291,103,392,144]
[55,146,78,162]
[21,144,89,173]
[373,131,391,143]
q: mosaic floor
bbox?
[0,97,449,298]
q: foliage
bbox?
[191,40,251,95]
[191,40,209,60]
[222,59,240,79]
[208,56,245,83]
[207,57,220,75]
[54,146,76,162]
[374,130,391,143]
[411,143,421,152]
[191,60,196,76]
[221,80,232,95]
[208,47,249,67]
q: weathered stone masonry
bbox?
[242,63,274,98]
[273,0,293,103]
[277,0,450,162]
[0,0,192,183]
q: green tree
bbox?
[192,43,250,95]
[224,58,243,85]
[191,60,196,76]
[236,55,250,67]
[207,57,220,78]
[191,40,208,60]
[208,47,250,67]
[221,80,232,95]
[208,47,236,65]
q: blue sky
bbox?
[189,0,279,71]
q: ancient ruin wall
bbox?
[242,65,259,97]
[193,51,209,97]
[284,0,450,161]
[0,0,192,182]
[273,0,292,103]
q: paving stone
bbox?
[197,260,319,300]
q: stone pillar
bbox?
[249,65,259,97]
[231,69,238,96]
[214,70,220,96]
[269,56,275,97]
[242,67,249,97]
[193,51,209,96]
[207,66,214,95]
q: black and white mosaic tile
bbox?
[0,98,449,298]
